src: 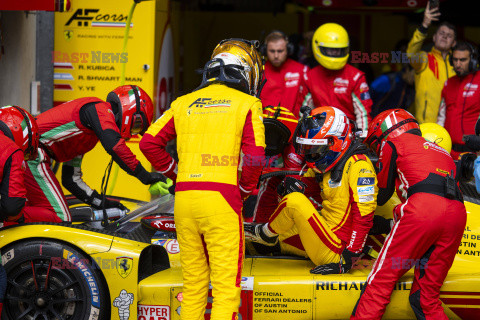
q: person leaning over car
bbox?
[24,85,167,222]
[139,39,265,320]
[0,106,44,314]
[352,109,466,320]
[245,106,377,275]
[406,1,456,123]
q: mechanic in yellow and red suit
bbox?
[139,39,266,320]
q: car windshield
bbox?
[112,194,175,227]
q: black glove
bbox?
[87,190,128,211]
[277,177,307,198]
[463,135,480,152]
[136,166,168,185]
[310,248,360,275]
[369,215,393,235]
[168,183,175,195]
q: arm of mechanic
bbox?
[61,156,125,209]
[351,73,372,132]
[0,150,26,221]
[376,140,398,206]
[292,65,310,118]
[80,102,163,185]
[238,100,266,200]
[139,107,178,181]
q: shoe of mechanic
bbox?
[244,223,279,246]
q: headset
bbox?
[449,41,479,73]
[259,30,294,57]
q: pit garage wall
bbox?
[0,12,37,111]
[53,0,173,202]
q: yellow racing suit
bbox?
[140,83,265,320]
[407,28,455,123]
[268,154,377,265]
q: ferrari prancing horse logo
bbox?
[116,256,133,278]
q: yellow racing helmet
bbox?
[199,39,264,96]
[420,122,452,153]
[312,23,349,70]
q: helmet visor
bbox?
[131,113,146,136]
[319,46,348,58]
[295,137,332,161]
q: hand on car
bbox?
[277,176,307,199]
[149,178,175,196]
[310,248,360,274]
[88,190,128,211]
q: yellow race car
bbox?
[1,179,479,320]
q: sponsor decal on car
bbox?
[153,239,180,254]
[113,289,134,320]
[1,248,14,265]
[316,280,411,291]
[116,256,133,278]
[63,249,101,308]
[137,305,170,320]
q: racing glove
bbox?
[87,190,128,211]
[369,215,394,235]
[149,178,175,196]
[310,248,360,275]
[463,135,480,152]
[136,166,169,185]
[277,177,307,199]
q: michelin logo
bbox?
[357,185,374,196]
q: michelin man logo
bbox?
[113,289,134,320]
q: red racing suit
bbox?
[304,64,372,132]
[437,70,480,159]
[25,97,153,221]
[139,83,265,320]
[0,134,59,224]
[260,59,309,117]
[352,133,466,320]
[0,134,26,222]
